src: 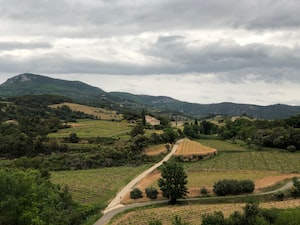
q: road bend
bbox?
[93,139,182,225]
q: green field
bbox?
[48,119,132,139]
[51,164,150,209]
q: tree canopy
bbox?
[158,162,188,204]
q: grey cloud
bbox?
[1,38,300,85]
[0,41,52,51]
[1,0,300,38]
[143,35,300,82]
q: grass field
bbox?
[48,119,132,139]
[109,199,300,225]
[145,144,167,156]
[49,102,123,120]
[51,164,150,209]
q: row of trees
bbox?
[183,114,300,150]
[219,117,300,150]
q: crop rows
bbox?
[176,139,216,155]
[184,151,300,173]
[51,164,150,207]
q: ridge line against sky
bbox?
[0,0,300,106]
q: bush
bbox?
[201,211,225,225]
[274,191,284,201]
[213,179,255,196]
[130,188,143,199]
[145,186,158,199]
[149,220,162,225]
[200,187,208,195]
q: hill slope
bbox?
[110,92,300,119]
[0,73,107,102]
[1,73,300,119]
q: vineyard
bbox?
[174,139,217,161]
[183,151,300,172]
[50,164,150,209]
[175,139,217,155]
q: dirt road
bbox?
[93,140,182,225]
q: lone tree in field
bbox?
[158,162,188,204]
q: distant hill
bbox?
[110,92,300,119]
[0,73,107,102]
[1,73,300,119]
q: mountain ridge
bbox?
[1,73,300,119]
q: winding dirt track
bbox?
[93,140,182,225]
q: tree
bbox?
[158,162,188,204]
[162,128,179,143]
[130,123,145,137]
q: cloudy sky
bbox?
[0,0,300,106]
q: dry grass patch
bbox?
[49,102,122,120]
[145,144,167,156]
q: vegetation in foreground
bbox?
[0,169,95,225]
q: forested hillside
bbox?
[1,73,300,119]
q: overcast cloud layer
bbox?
[0,0,300,105]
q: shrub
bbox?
[201,211,225,225]
[130,188,143,199]
[287,145,296,152]
[239,179,255,193]
[274,191,284,201]
[200,187,208,195]
[145,186,158,199]
[149,220,162,225]
[213,179,255,196]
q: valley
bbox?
[0,74,300,225]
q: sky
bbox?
[0,0,300,106]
